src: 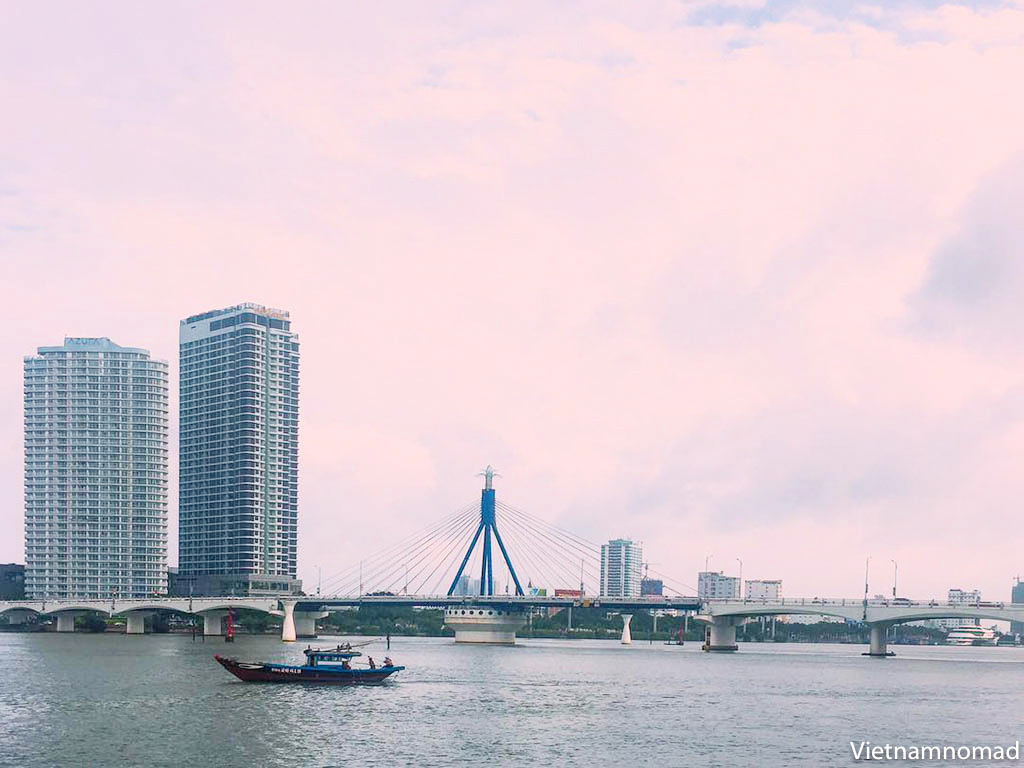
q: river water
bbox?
[0,633,1021,767]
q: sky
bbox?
[2,0,1024,601]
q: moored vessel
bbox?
[215,645,404,685]
[945,626,997,646]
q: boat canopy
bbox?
[304,647,362,661]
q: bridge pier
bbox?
[125,611,149,635]
[620,614,633,645]
[866,624,892,657]
[703,616,739,652]
[5,610,34,625]
[294,610,327,639]
[444,606,526,644]
[281,601,297,643]
[56,613,76,633]
[201,611,226,636]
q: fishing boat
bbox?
[215,645,404,685]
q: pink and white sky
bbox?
[2,1,1023,600]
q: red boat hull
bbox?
[215,655,401,685]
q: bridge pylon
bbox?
[445,466,524,597]
[443,467,527,644]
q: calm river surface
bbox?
[1,634,1021,767]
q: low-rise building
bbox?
[938,588,982,630]
[745,579,782,600]
[0,563,25,600]
[698,571,739,600]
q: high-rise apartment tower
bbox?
[600,538,643,597]
[24,338,168,599]
[178,304,300,595]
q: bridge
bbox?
[3,467,1022,654]
[699,598,1024,655]
[0,593,700,641]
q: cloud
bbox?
[910,157,1024,347]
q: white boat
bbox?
[945,625,997,646]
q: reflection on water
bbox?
[1,634,1021,767]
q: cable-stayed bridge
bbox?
[311,467,690,603]
[4,468,1023,654]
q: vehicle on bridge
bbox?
[215,645,405,685]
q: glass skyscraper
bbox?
[24,338,168,599]
[178,304,300,596]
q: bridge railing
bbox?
[704,597,857,607]
[702,597,1014,610]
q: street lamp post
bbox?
[891,560,898,599]
[702,554,712,600]
[736,558,743,600]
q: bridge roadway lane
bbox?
[295,594,702,612]
[0,594,702,619]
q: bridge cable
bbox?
[329,511,476,596]
[496,503,603,567]
[317,502,479,593]
[322,504,479,595]
[496,505,602,589]
[643,566,698,596]
[338,507,480,595]
[496,500,603,549]
[496,504,602,574]
[495,517,572,592]
[498,514,590,590]
[422,522,488,596]
[499,502,696,594]
[415,517,489,596]
[359,507,480,594]
[394,513,480,596]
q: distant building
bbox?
[938,588,982,630]
[745,579,782,600]
[0,564,25,600]
[452,575,482,596]
[783,614,846,625]
[178,304,301,596]
[698,571,739,600]
[641,578,664,596]
[167,566,181,596]
[600,539,642,597]
[1011,579,1024,635]
[24,338,168,599]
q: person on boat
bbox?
[367,657,376,669]
[341,659,351,670]
[383,656,393,668]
